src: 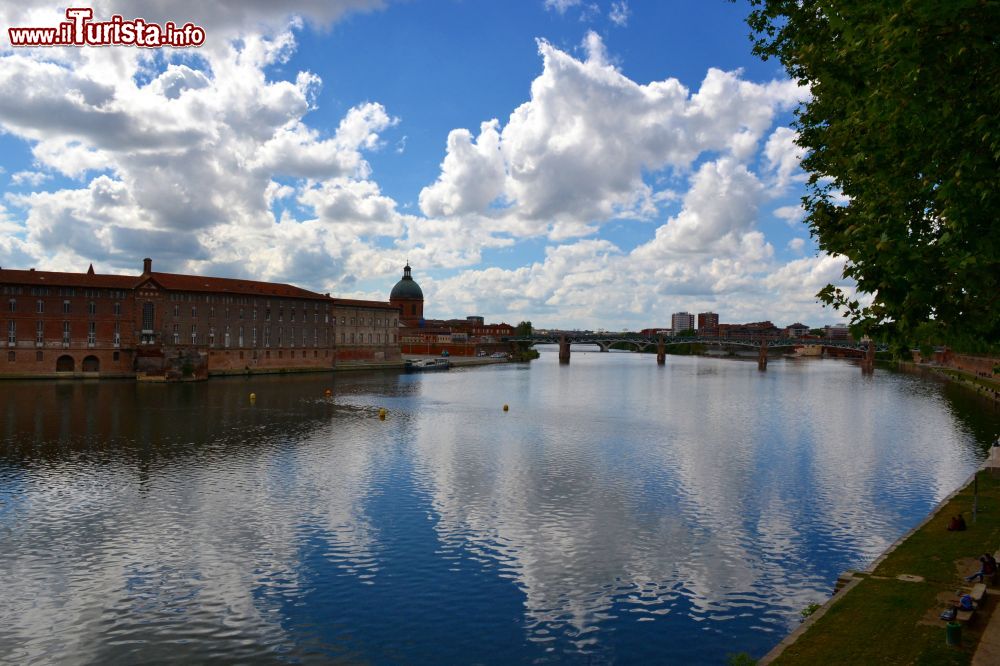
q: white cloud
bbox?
[0,20,405,287]
[763,126,805,190]
[609,1,630,27]
[543,0,581,13]
[419,33,807,241]
[250,103,397,180]
[419,120,505,218]
[774,204,806,227]
[0,7,849,328]
[10,170,51,186]
[787,237,805,253]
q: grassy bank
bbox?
[770,471,1000,665]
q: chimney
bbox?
[142,257,152,274]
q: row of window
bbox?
[8,299,122,316]
[158,304,398,329]
[166,292,331,309]
[7,318,398,348]
[6,320,121,347]
[167,304,331,324]
[156,326,393,347]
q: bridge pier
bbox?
[758,341,768,371]
[862,340,876,374]
[558,335,571,364]
[656,335,665,365]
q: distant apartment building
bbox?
[671,312,695,333]
[717,321,780,341]
[640,327,671,337]
[697,312,719,332]
[785,322,810,337]
[824,324,851,340]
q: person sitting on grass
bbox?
[965,554,998,583]
[947,513,967,531]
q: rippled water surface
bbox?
[2,352,998,664]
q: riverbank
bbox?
[761,462,1000,664]
[899,361,1000,406]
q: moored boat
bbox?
[405,358,451,372]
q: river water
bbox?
[1,350,998,664]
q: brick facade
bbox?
[1,259,401,380]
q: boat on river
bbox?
[405,358,451,372]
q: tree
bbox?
[515,321,532,337]
[741,1,999,351]
[809,328,826,337]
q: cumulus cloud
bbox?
[418,120,505,218]
[0,18,405,287]
[10,170,51,186]
[0,6,850,328]
[419,33,806,241]
[774,204,806,227]
[763,127,806,190]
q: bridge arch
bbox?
[82,355,100,372]
[56,355,74,372]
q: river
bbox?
[1,350,998,664]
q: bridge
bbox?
[506,333,886,373]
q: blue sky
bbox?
[0,1,855,329]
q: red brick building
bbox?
[1,258,401,379]
[387,264,516,356]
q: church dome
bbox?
[390,263,423,300]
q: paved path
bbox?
[973,586,1000,665]
[973,454,1000,664]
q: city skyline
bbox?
[0,1,861,330]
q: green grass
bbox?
[772,472,1000,665]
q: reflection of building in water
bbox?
[1,257,401,379]
[389,263,515,357]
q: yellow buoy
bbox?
[378,407,387,420]
[503,404,509,412]
[249,392,256,405]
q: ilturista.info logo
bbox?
[8,8,205,48]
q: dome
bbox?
[390,263,423,300]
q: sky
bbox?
[0,0,859,330]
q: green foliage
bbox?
[515,321,532,337]
[677,328,697,337]
[809,328,825,337]
[510,347,540,361]
[741,1,999,350]
[800,602,822,618]
[726,653,758,666]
